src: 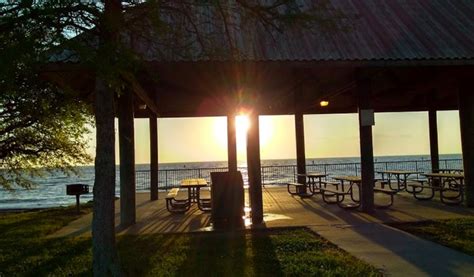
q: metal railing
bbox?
[135,159,463,191]
[136,167,230,191]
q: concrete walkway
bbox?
[51,187,474,237]
[50,187,474,275]
[311,223,474,277]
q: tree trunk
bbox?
[92,79,120,276]
[92,0,122,276]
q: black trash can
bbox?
[210,171,245,229]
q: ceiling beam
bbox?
[120,71,159,116]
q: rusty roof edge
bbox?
[145,58,474,68]
[44,58,474,70]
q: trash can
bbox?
[210,171,244,229]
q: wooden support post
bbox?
[149,115,158,201]
[356,73,375,212]
[459,83,474,207]
[295,113,306,185]
[227,114,238,172]
[246,112,263,224]
[428,109,440,173]
[118,89,136,226]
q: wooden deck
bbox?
[51,186,474,237]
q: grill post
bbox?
[76,194,80,213]
[66,184,89,214]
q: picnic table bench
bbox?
[373,186,397,208]
[320,180,340,188]
[287,182,314,198]
[411,178,428,184]
[320,186,354,207]
[165,188,191,213]
[197,187,212,212]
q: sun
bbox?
[213,114,273,160]
[236,115,250,134]
[235,115,250,155]
[236,115,274,147]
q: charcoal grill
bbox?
[66,184,89,213]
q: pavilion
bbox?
[45,0,474,227]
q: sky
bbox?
[85,111,462,164]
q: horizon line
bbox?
[77,153,462,166]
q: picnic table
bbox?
[295,172,327,194]
[329,176,362,208]
[327,176,398,209]
[376,170,421,192]
[333,175,361,186]
[436,168,464,174]
[409,173,465,205]
[180,178,208,203]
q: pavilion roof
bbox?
[132,0,474,63]
[46,0,474,117]
[51,0,474,65]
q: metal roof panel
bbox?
[50,0,474,63]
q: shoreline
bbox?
[0,207,48,214]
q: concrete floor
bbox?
[51,186,474,237]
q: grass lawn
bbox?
[390,217,474,256]
[0,207,381,276]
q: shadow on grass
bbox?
[117,228,379,276]
[0,205,92,237]
[250,229,283,276]
[118,232,252,276]
[0,236,92,276]
[0,206,94,276]
[117,230,283,276]
[1,206,379,276]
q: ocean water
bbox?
[0,154,462,209]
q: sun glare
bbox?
[213,114,274,160]
[236,115,250,134]
[236,115,250,156]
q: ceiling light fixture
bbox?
[320,100,329,107]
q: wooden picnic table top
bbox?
[437,168,464,172]
[332,176,362,183]
[376,170,421,175]
[422,173,465,179]
[295,172,326,178]
[180,178,208,187]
